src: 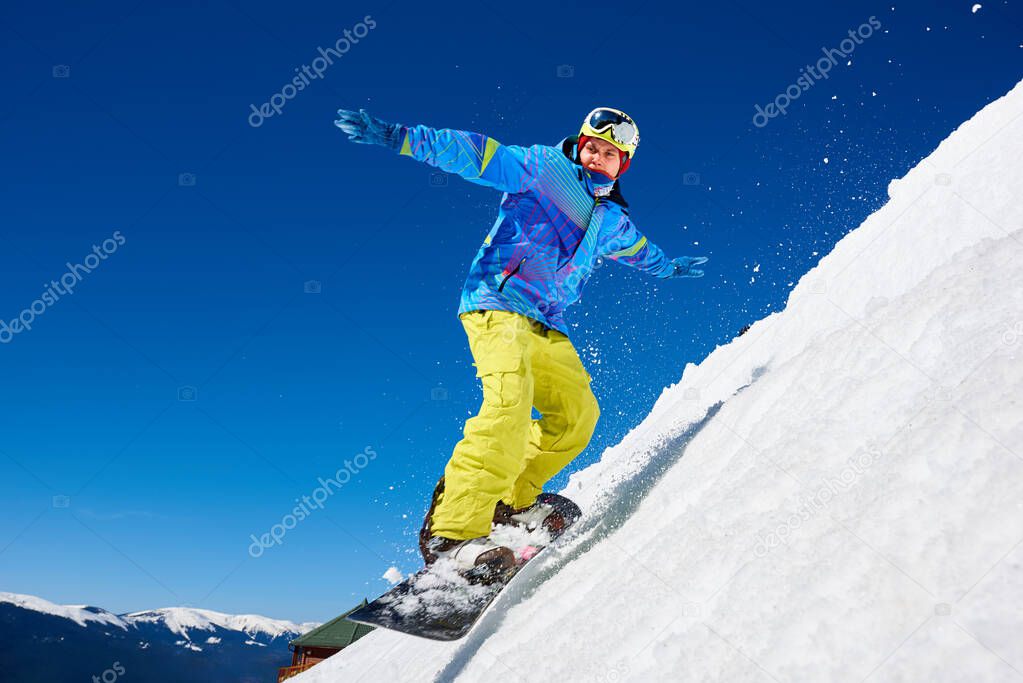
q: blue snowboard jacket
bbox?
[396,124,675,335]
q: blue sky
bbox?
[1,0,1020,623]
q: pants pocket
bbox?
[463,311,529,409]
[464,312,527,378]
[479,371,525,409]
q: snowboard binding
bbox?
[492,493,582,540]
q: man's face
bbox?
[579,137,622,179]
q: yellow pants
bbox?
[429,310,600,540]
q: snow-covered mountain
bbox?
[123,606,316,643]
[291,77,1023,683]
[0,592,317,682]
[0,591,128,629]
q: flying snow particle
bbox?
[971,4,982,12]
[383,567,404,584]
[824,157,830,164]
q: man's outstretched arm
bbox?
[335,108,542,194]
[594,199,708,279]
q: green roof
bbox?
[291,600,374,649]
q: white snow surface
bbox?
[298,81,1023,682]
[0,592,317,641]
[383,566,405,585]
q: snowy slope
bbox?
[294,79,1023,683]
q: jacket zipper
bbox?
[497,256,527,292]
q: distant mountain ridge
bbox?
[0,591,319,683]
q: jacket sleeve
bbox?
[594,199,674,278]
[396,124,543,194]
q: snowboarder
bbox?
[334,106,707,577]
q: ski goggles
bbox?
[584,108,639,149]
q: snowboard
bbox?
[346,493,581,641]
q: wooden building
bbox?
[277,601,375,681]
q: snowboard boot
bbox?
[422,535,516,577]
[419,477,515,581]
[492,493,577,539]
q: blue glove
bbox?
[667,256,708,278]
[334,108,404,150]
